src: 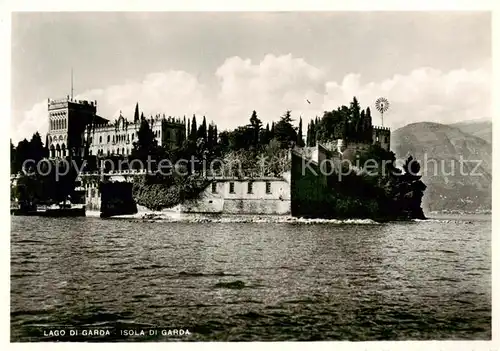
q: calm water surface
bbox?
[11,215,491,341]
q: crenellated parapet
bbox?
[373,125,390,132]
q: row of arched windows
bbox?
[50,119,67,131]
[49,143,66,158]
[48,135,66,143]
[96,147,131,156]
[96,132,139,145]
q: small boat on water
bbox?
[11,202,86,217]
[11,183,87,217]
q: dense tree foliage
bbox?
[306,96,374,146]
[325,144,427,220]
[10,132,48,174]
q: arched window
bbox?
[107,135,110,143]
[99,136,102,144]
[122,147,125,154]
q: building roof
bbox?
[94,115,109,124]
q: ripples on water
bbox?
[10,215,491,341]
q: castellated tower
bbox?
[46,96,101,158]
[372,126,391,151]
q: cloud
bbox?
[11,54,491,143]
[13,101,51,142]
[214,54,327,128]
[323,66,491,128]
[78,70,209,121]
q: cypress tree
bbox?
[306,122,311,146]
[190,115,198,141]
[365,107,373,142]
[207,123,213,149]
[312,121,316,146]
[198,116,207,142]
[134,102,140,123]
[297,117,305,147]
[359,110,366,141]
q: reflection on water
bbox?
[11,215,491,341]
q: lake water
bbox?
[10,215,491,341]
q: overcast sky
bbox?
[10,12,491,142]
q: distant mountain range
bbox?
[450,120,492,144]
[391,120,492,213]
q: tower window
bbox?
[247,181,253,194]
[229,182,235,194]
[211,182,217,193]
[266,182,272,194]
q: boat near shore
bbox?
[11,182,87,217]
[11,203,86,217]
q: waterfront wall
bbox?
[181,174,292,215]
